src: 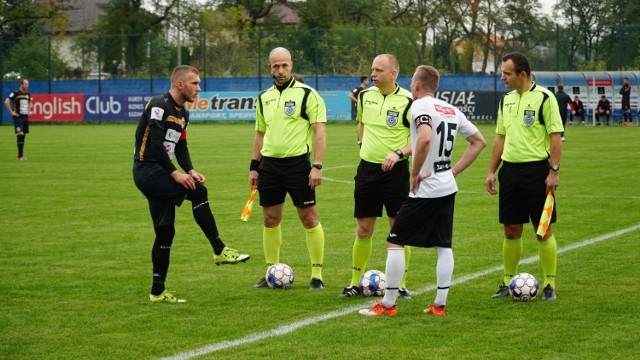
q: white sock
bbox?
[381,247,404,308]
[434,247,454,306]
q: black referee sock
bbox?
[188,183,226,255]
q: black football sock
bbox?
[151,225,174,295]
[17,135,25,157]
[187,183,226,255]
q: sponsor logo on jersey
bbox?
[386,110,399,126]
[415,114,432,127]
[284,100,295,116]
[434,160,452,173]
[434,104,455,116]
[524,110,536,126]
[165,129,181,142]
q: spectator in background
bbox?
[349,76,369,121]
[570,96,585,126]
[117,62,124,78]
[620,77,632,125]
[554,85,571,141]
[595,95,611,126]
[111,60,118,78]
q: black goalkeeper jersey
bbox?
[133,92,194,175]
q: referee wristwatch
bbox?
[550,164,560,172]
[312,163,323,170]
[394,149,404,159]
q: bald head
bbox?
[269,47,294,86]
[269,47,292,62]
[374,54,399,73]
[371,54,399,95]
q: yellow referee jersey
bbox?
[256,79,327,158]
[497,82,564,163]
[358,84,412,163]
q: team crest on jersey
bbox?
[523,110,536,126]
[284,100,296,116]
[386,110,399,126]
[151,107,164,121]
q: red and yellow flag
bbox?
[241,186,258,222]
[536,192,555,236]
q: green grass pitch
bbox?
[1,122,639,359]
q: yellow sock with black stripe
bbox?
[503,238,522,285]
[305,223,325,280]
[400,246,411,288]
[350,236,372,286]
[263,225,282,266]
[538,234,557,288]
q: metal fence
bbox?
[2,25,639,84]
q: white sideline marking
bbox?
[161,224,640,360]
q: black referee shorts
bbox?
[498,160,556,226]
[133,161,187,227]
[387,193,455,248]
[257,154,316,208]
[354,159,409,218]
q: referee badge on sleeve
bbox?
[284,100,296,116]
[523,110,536,126]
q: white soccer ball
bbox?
[509,272,539,301]
[266,263,294,289]
[359,270,386,297]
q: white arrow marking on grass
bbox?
[161,224,640,360]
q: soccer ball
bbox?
[509,272,538,301]
[359,270,386,297]
[266,263,294,289]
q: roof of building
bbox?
[63,0,108,32]
[255,3,299,25]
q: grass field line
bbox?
[322,165,640,200]
[160,223,640,360]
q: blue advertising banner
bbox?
[186,91,352,121]
[12,91,353,122]
[83,94,153,122]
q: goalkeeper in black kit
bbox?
[133,65,250,304]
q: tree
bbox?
[294,0,340,28]
[199,5,259,76]
[94,0,182,75]
[3,35,66,80]
[556,0,610,64]
[0,0,76,37]
[214,0,275,26]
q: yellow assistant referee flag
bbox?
[241,186,258,222]
[536,192,555,236]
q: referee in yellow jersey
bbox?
[340,54,414,298]
[486,52,563,301]
[249,47,327,290]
